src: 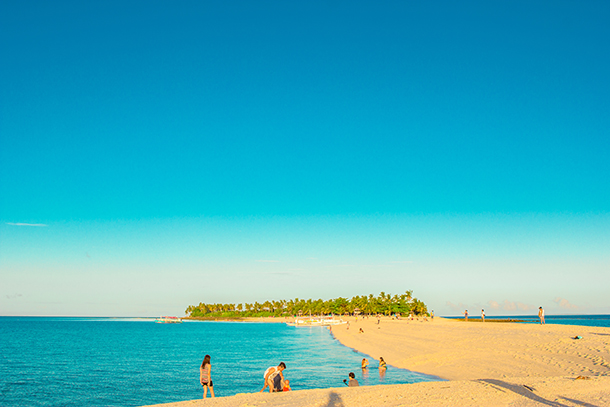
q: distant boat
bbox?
[286,316,347,327]
[155,316,183,324]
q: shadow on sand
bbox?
[323,391,345,407]
[478,379,599,407]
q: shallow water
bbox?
[0,317,439,407]
[445,314,610,328]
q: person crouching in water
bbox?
[200,355,215,398]
[260,362,287,392]
[343,372,359,387]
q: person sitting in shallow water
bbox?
[379,357,387,369]
[361,358,369,369]
[343,372,359,387]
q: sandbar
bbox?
[144,316,610,406]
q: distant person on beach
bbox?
[539,307,545,325]
[200,354,215,398]
[481,309,485,322]
[379,357,387,370]
[260,362,287,393]
[361,358,369,369]
[431,310,434,319]
[343,372,359,387]
[464,310,468,321]
[359,328,364,333]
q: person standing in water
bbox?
[200,355,215,398]
[538,307,545,324]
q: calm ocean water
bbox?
[445,314,610,328]
[0,317,438,407]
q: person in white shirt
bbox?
[260,362,287,393]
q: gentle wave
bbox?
[0,317,439,407]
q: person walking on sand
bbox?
[464,310,468,321]
[538,307,545,325]
[260,362,287,393]
[481,309,485,322]
[200,355,215,398]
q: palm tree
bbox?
[185,290,427,318]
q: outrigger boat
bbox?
[286,315,347,327]
[155,316,183,324]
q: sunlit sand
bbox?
[144,316,610,407]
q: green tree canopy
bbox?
[185,291,428,318]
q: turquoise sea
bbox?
[0,317,438,407]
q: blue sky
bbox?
[1,1,609,316]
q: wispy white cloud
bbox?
[255,260,280,263]
[488,300,535,312]
[363,264,394,267]
[553,297,579,310]
[516,302,534,311]
[446,301,468,311]
[6,222,48,227]
[265,272,297,276]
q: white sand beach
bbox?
[144,317,610,407]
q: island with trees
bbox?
[185,291,428,319]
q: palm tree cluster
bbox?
[185,291,428,318]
